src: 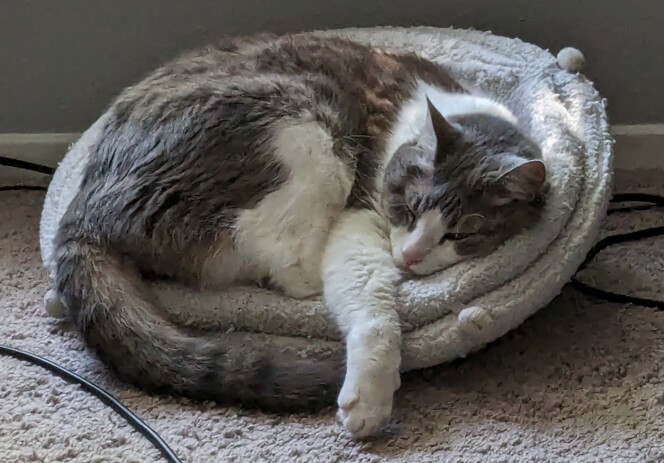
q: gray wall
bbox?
[1,0,662,133]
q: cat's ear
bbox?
[494,159,546,203]
[427,98,458,143]
[419,97,459,155]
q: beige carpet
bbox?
[1,169,663,463]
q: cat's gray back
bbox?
[62,34,461,271]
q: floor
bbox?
[1,169,663,463]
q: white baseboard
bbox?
[0,124,663,180]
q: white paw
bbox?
[337,367,400,438]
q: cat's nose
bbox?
[402,251,423,267]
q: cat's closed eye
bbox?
[439,232,473,244]
[444,232,472,241]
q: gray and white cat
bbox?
[52,33,546,438]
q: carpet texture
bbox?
[1,168,663,463]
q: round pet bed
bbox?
[40,27,613,372]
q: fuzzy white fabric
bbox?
[39,27,613,372]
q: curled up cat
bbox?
[51,33,547,438]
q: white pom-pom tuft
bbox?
[556,47,586,73]
[44,289,67,318]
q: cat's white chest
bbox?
[202,120,354,297]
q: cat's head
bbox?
[383,98,547,275]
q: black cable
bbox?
[571,192,664,309]
[576,225,664,271]
[0,154,55,175]
[0,185,47,192]
[0,345,183,463]
[569,278,664,310]
[608,193,664,215]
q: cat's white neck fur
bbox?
[384,80,517,162]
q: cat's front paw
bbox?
[336,367,400,438]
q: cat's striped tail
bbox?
[53,238,343,411]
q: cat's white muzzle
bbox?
[390,226,465,276]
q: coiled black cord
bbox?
[1,155,663,463]
[570,192,664,310]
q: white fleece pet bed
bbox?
[40,27,612,372]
